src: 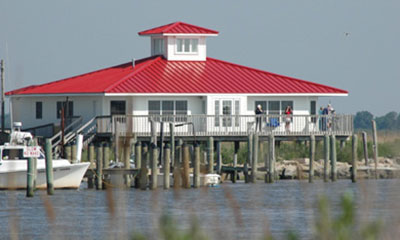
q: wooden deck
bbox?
[96,114,353,141]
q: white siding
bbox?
[11,96,103,129]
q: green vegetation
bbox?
[130,193,382,240]
[354,111,400,130]
[218,133,400,165]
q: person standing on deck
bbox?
[284,106,293,132]
[255,105,263,131]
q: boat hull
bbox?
[0,162,90,189]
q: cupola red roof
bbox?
[138,22,219,35]
[6,56,348,96]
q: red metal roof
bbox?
[6,56,348,96]
[138,22,219,35]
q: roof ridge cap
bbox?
[178,22,219,34]
[162,22,180,33]
[104,56,163,92]
[207,57,347,93]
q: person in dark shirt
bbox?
[255,104,263,131]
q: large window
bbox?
[110,101,126,115]
[152,38,164,55]
[176,38,199,53]
[254,100,294,115]
[310,100,317,123]
[57,101,73,119]
[214,100,240,127]
[36,102,42,119]
[148,100,188,122]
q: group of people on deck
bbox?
[255,103,336,132]
[319,103,335,131]
[255,105,292,132]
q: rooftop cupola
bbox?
[138,22,219,61]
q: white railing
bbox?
[110,114,353,137]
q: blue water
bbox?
[1,179,399,240]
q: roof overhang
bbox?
[140,33,219,37]
[7,92,348,98]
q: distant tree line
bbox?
[354,111,400,130]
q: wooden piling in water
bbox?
[103,142,110,169]
[164,144,171,189]
[159,122,164,165]
[134,141,142,188]
[233,141,239,183]
[330,135,337,182]
[216,141,222,174]
[251,133,259,183]
[139,143,148,190]
[362,131,369,166]
[309,135,315,183]
[267,134,275,183]
[351,134,358,182]
[26,140,35,197]
[96,144,103,190]
[173,139,182,189]
[207,137,214,174]
[169,123,175,167]
[245,133,253,183]
[371,120,379,179]
[45,139,54,195]
[65,144,72,162]
[88,143,95,168]
[123,138,132,188]
[150,143,158,190]
[182,143,190,189]
[194,143,200,188]
[71,142,77,164]
[323,134,330,182]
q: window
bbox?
[222,100,232,127]
[235,100,240,127]
[215,100,220,127]
[148,100,188,122]
[110,101,126,115]
[36,102,42,119]
[268,101,280,115]
[153,38,164,55]
[310,100,317,123]
[176,38,199,53]
[2,149,28,160]
[57,101,73,119]
[149,101,161,115]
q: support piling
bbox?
[323,134,330,182]
[351,134,358,182]
[150,143,158,190]
[96,144,103,190]
[45,139,54,195]
[194,143,200,188]
[164,144,171,189]
[309,135,315,183]
[207,137,214,174]
[330,135,337,182]
[182,143,190,188]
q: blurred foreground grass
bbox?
[131,193,381,240]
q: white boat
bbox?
[0,123,90,189]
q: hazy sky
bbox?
[1,0,399,116]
